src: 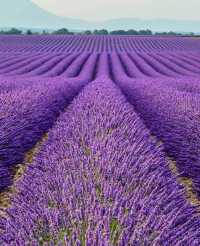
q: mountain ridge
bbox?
[1,0,200,32]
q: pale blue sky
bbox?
[32,0,200,21]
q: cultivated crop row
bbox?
[0,36,200,245]
[1,80,200,245]
[0,36,200,53]
[0,52,200,79]
[117,77,200,197]
[0,78,89,190]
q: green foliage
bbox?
[26,29,33,35]
[93,29,109,35]
[139,29,152,35]
[78,220,88,246]
[84,30,92,35]
[53,28,74,35]
[58,227,72,242]
[110,30,127,35]
[0,27,195,36]
[154,31,195,36]
[0,28,22,35]
[110,29,152,35]
[110,218,121,245]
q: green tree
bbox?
[93,29,108,35]
[139,29,152,35]
[84,30,92,35]
[6,28,22,35]
[126,29,138,35]
[26,29,33,35]
[110,30,127,35]
[53,28,74,35]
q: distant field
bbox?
[0,35,200,245]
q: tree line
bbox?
[0,27,195,36]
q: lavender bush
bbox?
[0,36,200,245]
[1,80,200,245]
[117,77,200,196]
[0,77,88,189]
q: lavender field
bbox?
[1,35,200,245]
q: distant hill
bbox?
[100,18,200,33]
[0,0,90,30]
[1,0,200,33]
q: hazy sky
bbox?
[32,0,200,21]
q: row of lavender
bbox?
[0,35,200,53]
[1,52,200,79]
[1,35,200,244]
[0,76,91,190]
[1,80,200,245]
[117,76,200,197]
